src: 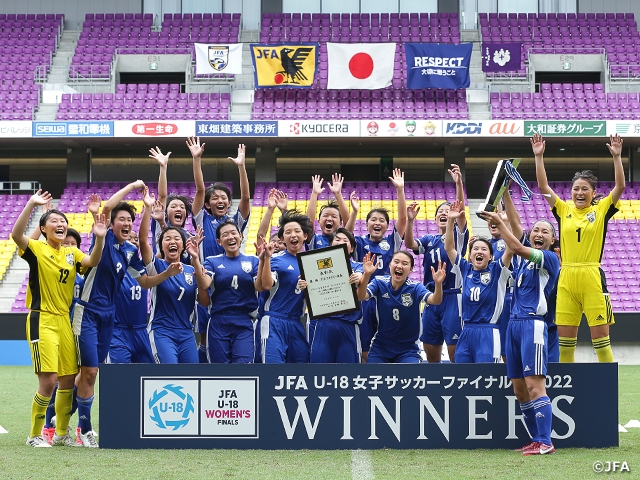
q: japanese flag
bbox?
[327,43,396,90]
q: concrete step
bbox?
[468,200,489,238]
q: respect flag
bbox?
[250,43,318,88]
[195,43,243,75]
[482,42,522,72]
[405,43,472,89]
[327,43,396,90]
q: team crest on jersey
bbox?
[441,234,446,243]
[379,240,390,251]
[527,262,535,270]
[241,261,252,273]
[126,251,134,261]
[65,253,75,266]
[184,273,194,285]
[401,293,413,307]
[480,272,491,285]
[586,211,596,223]
[496,239,506,252]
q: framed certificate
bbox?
[297,244,360,320]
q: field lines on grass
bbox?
[0,365,639,480]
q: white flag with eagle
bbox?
[195,43,243,75]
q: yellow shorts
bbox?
[555,266,614,328]
[26,311,79,376]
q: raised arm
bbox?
[81,213,107,267]
[344,191,359,233]
[101,180,145,223]
[481,211,523,265]
[426,261,446,305]
[149,146,171,207]
[228,144,250,220]
[444,200,464,265]
[86,193,101,223]
[28,199,53,241]
[187,136,206,214]
[306,175,324,222]
[390,168,407,237]
[186,236,212,306]
[257,189,285,241]
[136,262,184,289]
[12,190,51,250]
[356,252,377,301]
[328,173,350,226]
[502,188,522,241]
[255,239,275,292]
[531,133,556,207]
[448,163,467,231]
[606,134,626,204]
[404,202,420,250]
[138,188,156,265]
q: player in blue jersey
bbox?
[255,210,313,363]
[357,251,445,363]
[140,189,198,364]
[108,229,154,364]
[346,168,407,361]
[481,210,560,456]
[404,163,467,363]
[72,181,175,447]
[445,200,513,363]
[304,228,364,363]
[305,174,350,250]
[187,220,260,363]
[189,137,250,358]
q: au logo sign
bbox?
[250,43,318,88]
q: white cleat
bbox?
[51,432,79,447]
[26,436,52,447]
[77,430,99,448]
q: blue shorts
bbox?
[207,317,255,364]
[253,318,262,363]
[107,326,154,364]
[359,299,378,353]
[149,326,198,364]
[195,304,209,336]
[498,291,513,357]
[505,317,548,379]
[454,324,501,363]
[260,315,309,364]
[310,319,361,363]
[366,340,421,363]
[420,291,462,346]
[72,303,115,368]
[547,324,559,362]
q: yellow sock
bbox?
[54,389,74,437]
[30,392,50,438]
[593,336,614,362]
[559,336,577,363]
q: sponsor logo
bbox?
[289,122,351,135]
[445,122,482,135]
[287,265,295,270]
[35,123,66,136]
[132,123,178,136]
[488,122,521,135]
[382,293,390,298]
[148,384,196,431]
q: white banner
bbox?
[0,121,32,138]
[195,43,243,75]
[113,121,195,138]
[606,120,640,137]
[277,120,361,137]
[443,120,524,137]
[359,119,443,137]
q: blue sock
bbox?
[44,385,58,428]
[533,396,553,446]
[198,344,208,364]
[70,385,78,416]
[76,395,94,434]
[520,400,540,442]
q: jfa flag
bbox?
[327,43,396,90]
[250,43,318,88]
[195,43,243,75]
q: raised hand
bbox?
[530,132,545,156]
[255,237,266,259]
[448,199,464,220]
[448,163,463,185]
[350,191,360,212]
[311,175,325,195]
[166,262,184,277]
[275,190,289,212]
[328,173,344,195]
[148,146,171,167]
[228,144,246,166]
[407,202,420,221]
[92,213,108,238]
[185,236,199,258]
[42,199,54,214]
[30,189,52,206]
[607,133,623,157]
[389,168,405,189]
[193,226,205,246]
[151,200,165,222]
[143,186,156,208]
[267,188,278,209]
[431,261,447,284]
[186,136,205,159]
[131,180,146,194]
[362,252,378,276]
[479,210,502,225]
[86,193,102,216]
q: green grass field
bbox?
[1,365,639,479]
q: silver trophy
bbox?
[476,158,521,218]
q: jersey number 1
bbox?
[576,227,581,242]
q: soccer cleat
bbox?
[514,441,535,452]
[50,415,56,427]
[41,426,55,445]
[77,430,99,448]
[26,436,52,447]
[522,442,556,456]
[75,427,83,445]
[51,432,78,447]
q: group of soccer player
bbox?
[14,133,624,454]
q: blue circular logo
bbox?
[148,384,195,431]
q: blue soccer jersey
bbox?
[263,250,306,319]
[454,254,512,325]
[511,249,560,318]
[305,232,332,251]
[415,224,468,291]
[353,228,402,275]
[70,273,84,318]
[204,253,260,326]
[147,258,198,331]
[114,271,148,327]
[77,230,146,311]
[366,276,431,346]
[193,208,248,258]
[151,219,192,265]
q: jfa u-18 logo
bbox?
[208,46,229,71]
[142,379,199,436]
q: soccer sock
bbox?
[558,336,577,363]
[30,392,51,438]
[54,389,74,437]
[593,336,614,362]
[198,344,208,364]
[532,396,553,446]
[76,395,94,434]
[44,386,57,428]
[70,385,78,416]
[519,401,540,442]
